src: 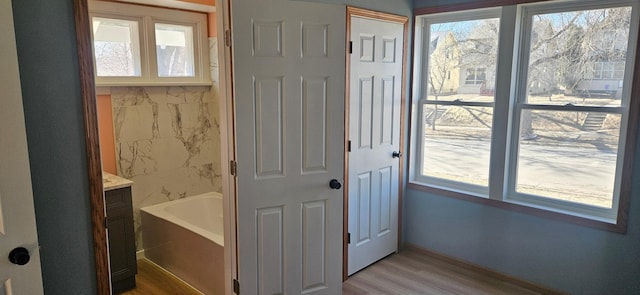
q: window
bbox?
[89,1,210,86]
[155,23,195,77]
[465,67,486,85]
[592,62,626,80]
[411,0,639,228]
[418,9,501,195]
[92,17,142,77]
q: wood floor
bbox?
[343,247,546,295]
[120,259,202,295]
[121,248,548,295]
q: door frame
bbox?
[216,0,239,294]
[72,0,110,293]
[343,6,409,281]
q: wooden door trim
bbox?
[348,6,409,24]
[72,0,110,294]
[343,6,409,281]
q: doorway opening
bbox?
[76,0,235,293]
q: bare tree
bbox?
[427,32,460,130]
[94,41,136,76]
[458,19,500,91]
[459,7,631,97]
[424,8,631,137]
[464,8,632,138]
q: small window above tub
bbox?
[154,23,196,77]
[88,1,210,86]
[92,17,142,77]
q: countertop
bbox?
[103,172,133,191]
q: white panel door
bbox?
[0,0,45,293]
[231,0,345,294]
[348,16,404,275]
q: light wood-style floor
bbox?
[343,247,545,295]
[122,248,546,295]
[120,259,202,295]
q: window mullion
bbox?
[488,5,518,201]
[414,100,427,182]
[145,16,159,80]
[504,4,535,203]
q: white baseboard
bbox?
[136,250,146,260]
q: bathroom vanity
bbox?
[102,172,136,293]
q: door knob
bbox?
[9,247,30,265]
[392,151,402,158]
[329,179,342,190]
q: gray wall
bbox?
[12,0,97,294]
[404,184,640,294]
[405,1,640,294]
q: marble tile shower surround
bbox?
[210,37,219,85]
[112,85,221,250]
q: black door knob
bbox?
[392,151,402,158]
[9,247,30,265]
[329,179,342,190]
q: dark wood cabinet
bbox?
[105,187,137,293]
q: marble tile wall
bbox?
[210,37,219,85]
[112,38,221,250]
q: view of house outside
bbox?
[422,6,632,208]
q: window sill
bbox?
[406,182,627,234]
[95,80,213,87]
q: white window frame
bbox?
[412,8,502,198]
[88,1,210,86]
[507,0,638,222]
[91,14,147,82]
[410,0,639,227]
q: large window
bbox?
[89,1,210,86]
[411,0,639,228]
[418,9,501,195]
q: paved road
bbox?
[422,137,616,206]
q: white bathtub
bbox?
[141,192,224,295]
